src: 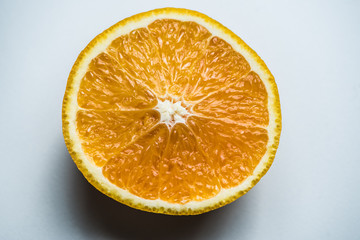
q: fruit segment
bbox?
[148,19,211,96]
[76,109,160,166]
[185,36,251,101]
[78,53,157,110]
[160,123,221,204]
[103,124,169,200]
[187,116,268,188]
[106,28,167,96]
[193,71,269,126]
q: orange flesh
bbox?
[76,19,269,204]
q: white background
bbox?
[1,0,360,239]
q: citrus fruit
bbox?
[62,8,281,215]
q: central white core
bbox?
[155,100,190,125]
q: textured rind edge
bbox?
[62,7,282,216]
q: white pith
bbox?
[64,10,280,212]
[155,99,191,126]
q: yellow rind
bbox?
[62,7,282,215]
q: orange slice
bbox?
[62,8,281,215]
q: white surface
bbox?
[0,0,359,239]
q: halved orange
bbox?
[62,8,281,215]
